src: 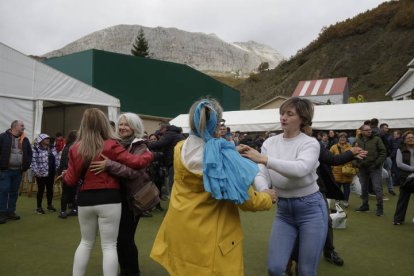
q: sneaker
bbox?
[155,205,164,212]
[47,205,57,212]
[6,212,20,220]
[324,251,344,266]
[392,221,402,225]
[342,201,349,208]
[355,205,369,212]
[58,212,68,219]
[68,209,78,216]
[376,206,384,216]
[36,208,45,214]
[389,190,397,196]
[141,211,153,217]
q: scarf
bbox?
[192,100,258,204]
[119,136,135,149]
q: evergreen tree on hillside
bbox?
[131,28,149,58]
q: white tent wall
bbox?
[0,42,120,141]
[169,100,414,133]
[41,104,110,138]
[0,97,34,141]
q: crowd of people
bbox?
[0,97,413,275]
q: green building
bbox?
[43,49,240,119]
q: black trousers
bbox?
[117,200,140,276]
[60,183,77,212]
[393,187,412,223]
[36,175,55,208]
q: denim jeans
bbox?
[268,191,328,276]
[383,157,393,192]
[0,170,23,213]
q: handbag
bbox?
[127,142,160,214]
[341,163,358,176]
[130,180,160,213]
[336,145,358,176]
[401,177,414,193]
[330,203,347,229]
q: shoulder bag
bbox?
[401,177,414,193]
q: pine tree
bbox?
[131,28,149,58]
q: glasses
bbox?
[405,136,414,140]
[362,129,372,132]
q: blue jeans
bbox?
[0,170,23,213]
[268,191,328,276]
[383,157,393,191]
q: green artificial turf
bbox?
[1,184,413,276]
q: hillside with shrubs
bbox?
[237,0,414,109]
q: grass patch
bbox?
[1,184,413,275]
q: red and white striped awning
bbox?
[292,77,348,97]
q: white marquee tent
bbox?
[0,43,120,142]
[170,100,414,133]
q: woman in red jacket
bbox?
[61,108,153,276]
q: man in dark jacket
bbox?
[355,124,387,216]
[0,120,33,223]
[301,126,366,266]
[148,124,185,195]
[287,127,366,271]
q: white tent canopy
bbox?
[170,100,414,133]
[0,42,120,141]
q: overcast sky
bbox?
[0,0,388,58]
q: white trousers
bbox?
[72,203,122,276]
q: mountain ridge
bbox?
[42,24,284,76]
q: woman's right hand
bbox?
[241,147,268,165]
[90,154,109,174]
[263,189,277,203]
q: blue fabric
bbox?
[192,100,259,204]
[203,138,258,204]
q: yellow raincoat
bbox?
[330,143,355,183]
[150,141,272,276]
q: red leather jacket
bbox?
[63,139,153,191]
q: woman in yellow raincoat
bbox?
[330,132,357,208]
[150,98,276,276]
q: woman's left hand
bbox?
[90,154,109,174]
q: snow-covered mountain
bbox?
[43,25,284,76]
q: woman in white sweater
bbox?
[241,97,327,276]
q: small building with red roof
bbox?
[292,77,349,104]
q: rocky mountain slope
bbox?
[236,0,414,109]
[43,25,283,76]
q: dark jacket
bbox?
[148,126,185,167]
[317,141,355,200]
[0,129,32,171]
[63,140,153,191]
[390,137,403,160]
[398,144,413,183]
[355,135,386,170]
[105,138,159,215]
[57,142,73,175]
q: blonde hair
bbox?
[280,97,314,128]
[188,98,223,137]
[77,108,118,161]
[117,113,145,139]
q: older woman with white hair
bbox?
[90,112,156,276]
